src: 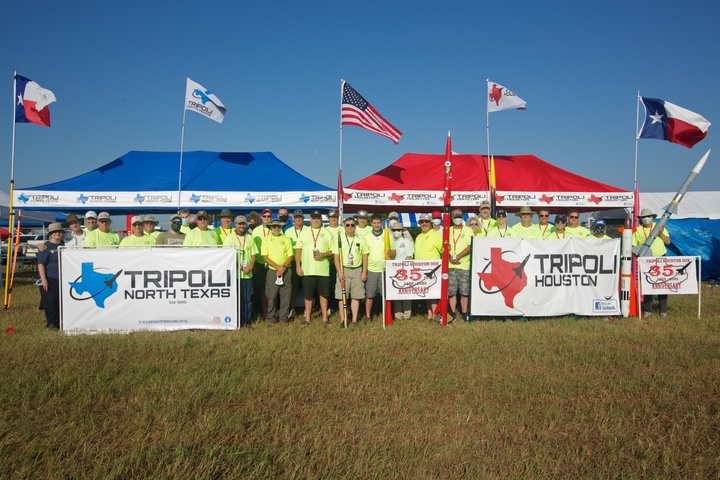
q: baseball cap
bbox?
[85,211,98,219]
[261,209,272,215]
[196,210,209,219]
[130,216,143,225]
[328,209,339,217]
[418,213,431,222]
[293,209,304,217]
[555,214,567,223]
[97,212,111,221]
[388,211,399,220]
[432,211,442,219]
[235,215,248,224]
[310,209,322,218]
[170,214,182,221]
[594,219,607,228]
[496,209,507,217]
[479,200,491,209]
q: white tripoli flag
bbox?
[185,78,227,123]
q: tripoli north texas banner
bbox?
[60,248,238,333]
[470,237,621,317]
[638,256,699,295]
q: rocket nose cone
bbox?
[624,215,632,229]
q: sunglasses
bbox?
[497,214,507,218]
[132,223,142,227]
[556,220,566,224]
[418,220,430,224]
[262,214,272,218]
[539,214,549,217]
[469,223,478,226]
[197,217,208,221]
[98,219,110,223]
[171,220,182,224]
[344,224,356,227]
[569,216,579,219]
[271,225,282,229]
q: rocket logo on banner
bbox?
[487,81,527,112]
[185,78,227,123]
[15,75,56,127]
[639,97,710,149]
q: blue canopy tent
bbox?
[15,151,336,212]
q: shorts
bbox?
[302,275,330,299]
[448,268,470,296]
[335,267,365,300]
[365,271,383,299]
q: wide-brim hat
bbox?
[219,209,234,218]
[268,219,286,227]
[638,208,657,218]
[356,210,369,218]
[389,220,403,230]
[515,206,536,216]
[143,215,158,224]
[48,222,65,234]
[65,214,81,225]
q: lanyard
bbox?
[311,227,322,248]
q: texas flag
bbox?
[639,97,710,149]
[15,75,56,127]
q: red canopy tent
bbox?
[344,153,633,213]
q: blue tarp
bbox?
[666,218,720,281]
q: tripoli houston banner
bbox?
[471,237,621,317]
[638,256,699,295]
[60,248,237,333]
[385,260,442,300]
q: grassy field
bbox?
[1,270,719,479]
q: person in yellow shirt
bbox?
[475,200,498,237]
[414,213,442,321]
[565,209,591,238]
[223,215,258,327]
[632,208,671,316]
[512,206,542,239]
[333,218,368,326]
[295,210,335,326]
[448,209,473,322]
[487,209,515,238]
[84,212,120,248]
[214,209,235,243]
[537,208,553,239]
[544,214,569,240]
[120,216,156,247]
[591,219,612,239]
[262,219,294,324]
[142,215,161,240]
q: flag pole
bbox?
[339,79,348,328]
[177,78,189,212]
[4,73,19,308]
[485,79,493,216]
[633,91,641,215]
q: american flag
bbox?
[341,80,402,144]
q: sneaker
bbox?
[448,313,457,324]
[659,312,667,317]
[288,309,296,320]
[324,320,333,327]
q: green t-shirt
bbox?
[487,226,516,238]
[333,234,369,269]
[214,226,234,244]
[223,232,259,279]
[284,225,308,249]
[414,229,442,260]
[119,234,156,248]
[355,224,371,239]
[84,229,120,248]
[632,224,669,256]
[295,227,335,276]
[261,234,294,270]
[449,225,473,270]
[475,218,498,237]
[365,229,395,272]
[253,226,271,264]
[565,226,591,238]
[183,228,220,247]
[512,223,542,240]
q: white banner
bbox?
[60,248,237,333]
[638,256,699,295]
[14,189,337,209]
[471,237,621,317]
[385,259,442,300]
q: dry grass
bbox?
[1,270,719,479]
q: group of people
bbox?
[35,202,669,330]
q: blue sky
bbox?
[1,0,718,200]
